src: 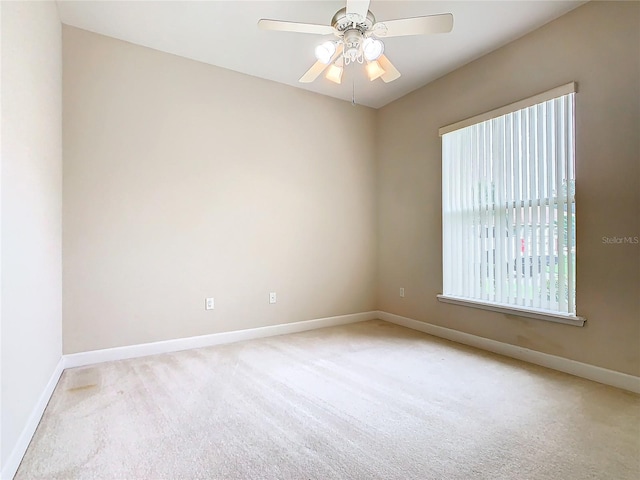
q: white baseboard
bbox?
[4,310,636,480]
[378,311,640,394]
[2,312,376,479]
[1,357,65,480]
[64,311,378,369]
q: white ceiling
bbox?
[56,0,586,109]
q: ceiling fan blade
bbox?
[258,19,335,35]
[299,61,330,83]
[346,0,371,21]
[377,54,401,83]
[299,43,344,83]
[372,13,453,38]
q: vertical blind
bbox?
[441,87,576,316]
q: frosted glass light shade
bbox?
[314,41,336,64]
[363,38,384,61]
[325,64,343,84]
[366,60,385,81]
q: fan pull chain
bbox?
[352,80,356,106]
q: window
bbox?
[438,83,584,326]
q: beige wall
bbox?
[62,26,377,354]
[62,2,640,373]
[1,2,635,475]
[377,1,640,376]
[1,0,63,470]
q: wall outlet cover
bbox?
[205,297,215,310]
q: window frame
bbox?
[437,82,585,327]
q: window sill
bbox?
[436,295,586,327]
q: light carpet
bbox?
[16,320,640,479]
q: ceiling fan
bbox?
[258,0,453,85]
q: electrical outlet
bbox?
[400,288,405,298]
[269,292,277,304]
[205,297,215,310]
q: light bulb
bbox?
[314,41,336,64]
[363,37,384,61]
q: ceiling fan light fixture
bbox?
[260,2,454,86]
[365,60,386,81]
[325,63,344,84]
[314,41,336,64]
[363,37,384,61]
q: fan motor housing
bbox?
[343,28,363,47]
[331,7,376,34]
